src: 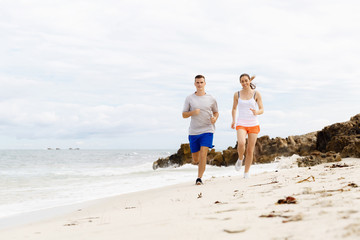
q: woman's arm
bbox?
[251,91,264,115]
[231,92,238,129]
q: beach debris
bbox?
[216,208,239,214]
[79,217,100,221]
[297,175,315,183]
[277,196,297,204]
[329,163,350,168]
[282,214,303,223]
[197,192,202,198]
[233,190,239,197]
[64,217,100,226]
[125,206,136,209]
[260,213,280,218]
[250,180,279,187]
[348,183,358,188]
[64,221,78,226]
[260,211,291,219]
[223,228,247,234]
[326,188,346,193]
[310,188,349,195]
[81,217,100,223]
[214,200,227,204]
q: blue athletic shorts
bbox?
[188,133,214,153]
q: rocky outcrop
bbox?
[297,151,341,167]
[153,114,360,169]
[254,132,317,163]
[316,114,360,158]
[153,144,192,170]
[221,147,239,166]
[152,145,238,170]
[153,132,318,169]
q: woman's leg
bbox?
[244,133,258,173]
[236,129,247,160]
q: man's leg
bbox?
[190,134,200,165]
[192,151,200,165]
[198,146,209,178]
[244,133,258,173]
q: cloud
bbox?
[0,0,359,149]
[0,98,182,139]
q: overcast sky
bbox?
[0,0,359,150]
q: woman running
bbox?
[231,73,264,178]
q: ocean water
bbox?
[0,149,289,220]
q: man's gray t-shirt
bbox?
[183,93,218,135]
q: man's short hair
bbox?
[195,75,205,80]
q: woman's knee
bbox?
[246,145,255,155]
[237,141,246,149]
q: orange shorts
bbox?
[236,125,260,134]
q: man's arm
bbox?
[182,109,200,118]
[210,112,219,124]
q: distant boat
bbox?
[56,148,60,150]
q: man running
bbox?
[182,75,219,185]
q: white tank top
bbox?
[236,91,259,127]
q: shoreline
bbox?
[1,158,360,239]
[0,160,281,223]
[0,160,276,230]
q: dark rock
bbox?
[222,147,238,166]
[316,113,360,157]
[254,132,317,163]
[152,143,192,170]
[297,151,341,167]
[207,149,224,166]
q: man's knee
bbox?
[199,147,208,159]
[192,152,200,164]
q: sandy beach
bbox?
[1,157,360,240]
